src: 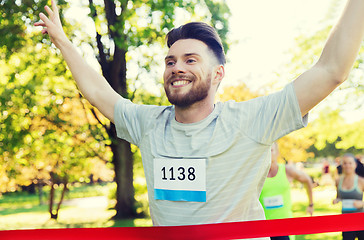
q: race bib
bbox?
[342,199,357,211]
[154,158,206,202]
[263,195,284,209]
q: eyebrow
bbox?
[164,53,201,61]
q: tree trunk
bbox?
[38,182,44,205]
[48,173,68,220]
[110,124,137,219]
[49,182,56,219]
[55,182,68,217]
[90,0,135,219]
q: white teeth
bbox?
[172,80,190,86]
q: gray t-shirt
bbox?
[114,83,307,231]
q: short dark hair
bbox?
[166,22,226,65]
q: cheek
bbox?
[163,70,169,82]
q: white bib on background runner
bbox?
[342,199,356,211]
[263,195,284,209]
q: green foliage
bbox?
[0,35,113,193]
[306,109,364,157]
[0,0,117,196]
[204,0,230,52]
[0,0,69,59]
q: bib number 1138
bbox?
[154,158,206,202]
[161,166,196,181]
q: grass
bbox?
[0,182,152,230]
[0,181,346,239]
[292,185,341,240]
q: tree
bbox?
[0,34,113,219]
[1,0,231,219]
[1,1,113,219]
[306,109,364,158]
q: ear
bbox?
[213,64,225,86]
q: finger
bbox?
[44,5,54,18]
[51,0,59,14]
[39,12,53,26]
[34,21,46,27]
[42,28,48,35]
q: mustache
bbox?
[167,74,194,82]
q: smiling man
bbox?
[35,0,364,237]
[163,29,225,123]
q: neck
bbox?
[174,98,215,124]
[344,172,356,178]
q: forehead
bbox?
[343,156,355,163]
[167,39,210,57]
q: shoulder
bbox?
[285,164,296,176]
[358,176,364,190]
[335,176,341,187]
[217,96,269,121]
[118,98,171,113]
[114,98,173,129]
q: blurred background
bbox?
[0,0,363,239]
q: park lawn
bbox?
[292,185,342,240]
[0,182,152,230]
[0,183,346,239]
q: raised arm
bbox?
[293,0,364,116]
[34,0,122,122]
[286,165,314,216]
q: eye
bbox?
[186,58,196,64]
[166,60,175,66]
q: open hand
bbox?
[306,205,314,216]
[34,0,68,48]
[353,200,364,209]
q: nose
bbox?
[171,61,186,75]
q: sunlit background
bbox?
[65,0,363,122]
[1,1,363,238]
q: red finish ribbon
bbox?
[0,213,363,240]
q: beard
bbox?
[164,73,211,108]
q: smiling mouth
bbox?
[171,80,191,87]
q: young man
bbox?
[259,143,314,240]
[35,0,364,232]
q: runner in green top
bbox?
[259,143,314,240]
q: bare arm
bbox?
[293,0,364,116]
[34,0,121,122]
[286,165,314,216]
[333,178,341,204]
[353,177,364,209]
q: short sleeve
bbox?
[238,82,308,145]
[114,98,162,146]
